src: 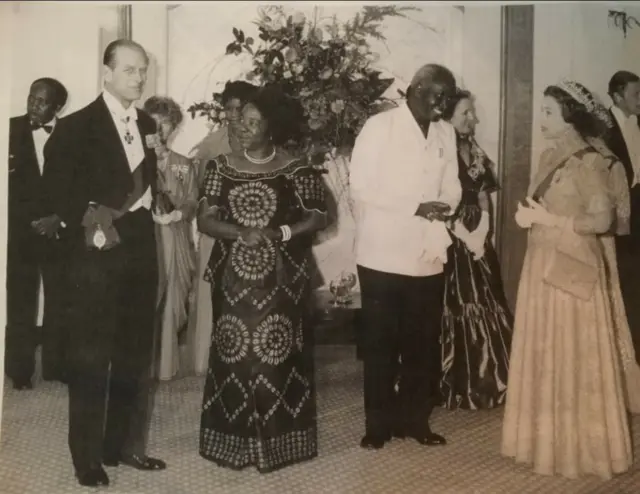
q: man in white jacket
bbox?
[350,64,461,449]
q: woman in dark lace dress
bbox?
[440,89,513,410]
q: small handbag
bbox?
[542,224,598,301]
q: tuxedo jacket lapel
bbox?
[15,115,40,179]
[607,109,634,186]
[89,96,132,178]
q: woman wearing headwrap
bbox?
[501,80,633,479]
[188,81,258,376]
[197,85,328,472]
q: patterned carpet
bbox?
[1,345,639,494]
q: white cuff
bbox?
[473,211,490,243]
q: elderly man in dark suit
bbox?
[605,70,640,357]
[42,39,165,487]
[6,77,69,390]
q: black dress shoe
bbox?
[360,432,391,450]
[43,372,68,385]
[393,424,447,445]
[102,456,119,467]
[12,380,33,390]
[408,430,447,446]
[76,466,110,487]
[392,426,406,439]
[120,454,167,471]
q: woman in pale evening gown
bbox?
[188,81,258,376]
[580,134,640,414]
[197,86,328,472]
[144,96,198,381]
[501,80,633,479]
[440,89,513,410]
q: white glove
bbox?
[152,209,183,225]
[452,219,485,260]
[524,197,565,227]
[514,201,533,229]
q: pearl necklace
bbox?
[244,147,276,165]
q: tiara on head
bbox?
[556,79,613,128]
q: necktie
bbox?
[31,123,53,134]
[121,116,134,145]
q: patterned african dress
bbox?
[440,135,513,409]
[198,154,326,473]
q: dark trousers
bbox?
[5,237,68,383]
[66,209,157,474]
[357,265,444,436]
[616,185,640,361]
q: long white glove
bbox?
[451,211,489,260]
[152,209,183,226]
[515,197,566,229]
[514,201,533,229]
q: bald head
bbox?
[407,64,456,123]
[410,64,456,89]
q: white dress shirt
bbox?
[102,90,152,211]
[32,117,56,175]
[32,118,57,326]
[612,105,640,187]
[349,103,462,277]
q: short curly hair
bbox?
[543,84,607,139]
[143,96,184,129]
[443,87,473,121]
[243,84,305,147]
[31,77,68,108]
[221,81,258,106]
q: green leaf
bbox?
[246,37,254,46]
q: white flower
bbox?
[319,68,333,80]
[284,46,298,63]
[283,70,293,79]
[309,27,323,42]
[330,100,346,114]
[357,45,368,55]
[292,63,304,75]
[292,12,306,26]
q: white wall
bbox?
[9,2,119,118]
[0,1,16,440]
[132,3,169,106]
[531,3,640,178]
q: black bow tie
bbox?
[31,123,53,134]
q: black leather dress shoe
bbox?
[393,425,447,446]
[12,380,33,390]
[102,456,119,467]
[408,430,447,446]
[76,466,110,487]
[360,432,391,450]
[119,454,167,471]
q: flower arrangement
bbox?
[187,5,418,165]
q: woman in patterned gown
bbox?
[145,96,198,381]
[197,86,328,473]
[189,81,259,377]
[501,81,633,479]
[440,89,513,410]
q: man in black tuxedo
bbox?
[6,77,69,390]
[42,39,165,487]
[605,70,640,357]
